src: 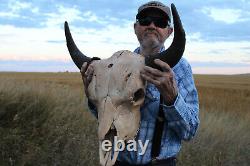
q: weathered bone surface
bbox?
[64,4,185,166]
[89,51,145,166]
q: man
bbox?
[82,1,199,166]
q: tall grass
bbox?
[0,73,249,165]
[177,75,250,166]
[0,77,98,165]
[178,110,250,166]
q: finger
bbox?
[140,70,159,80]
[81,62,94,84]
[142,71,168,86]
[154,59,171,72]
[85,64,94,77]
[141,69,168,84]
[81,62,88,74]
[81,63,88,82]
[87,73,93,83]
[143,66,163,77]
[141,73,160,86]
[81,63,91,81]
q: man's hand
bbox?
[81,62,94,97]
[140,59,178,105]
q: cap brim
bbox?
[136,7,170,20]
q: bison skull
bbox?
[89,50,145,165]
[64,4,185,166]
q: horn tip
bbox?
[171,3,176,10]
[64,21,68,26]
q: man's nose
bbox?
[148,21,157,28]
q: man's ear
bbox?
[134,23,137,34]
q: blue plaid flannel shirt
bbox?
[88,47,199,164]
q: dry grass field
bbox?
[0,72,249,166]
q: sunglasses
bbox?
[137,16,169,28]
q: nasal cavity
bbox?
[133,88,144,102]
[108,64,113,68]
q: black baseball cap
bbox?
[136,1,171,21]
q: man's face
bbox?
[134,9,173,50]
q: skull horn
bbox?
[64,21,100,69]
[145,4,186,70]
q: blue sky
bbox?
[0,0,250,74]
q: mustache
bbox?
[144,28,159,36]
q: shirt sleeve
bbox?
[162,59,200,141]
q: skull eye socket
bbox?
[133,88,145,103]
[108,64,113,68]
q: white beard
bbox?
[139,30,163,53]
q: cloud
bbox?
[42,4,123,30]
[31,7,40,14]
[0,0,40,21]
[0,19,137,61]
[1,0,250,74]
[201,7,250,24]
[0,0,32,19]
[179,1,250,42]
[185,40,250,65]
[43,5,84,27]
[0,12,20,18]
[187,32,202,42]
[0,24,67,61]
[8,1,31,13]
